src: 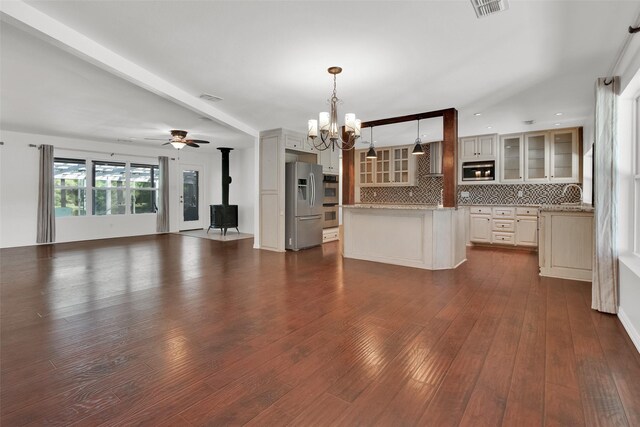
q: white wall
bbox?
[0,130,255,247]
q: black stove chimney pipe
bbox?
[217,147,233,206]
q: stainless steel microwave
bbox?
[462,161,495,182]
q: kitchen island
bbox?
[342,204,467,270]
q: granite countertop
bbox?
[539,204,594,213]
[341,204,456,210]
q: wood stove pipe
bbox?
[217,147,233,206]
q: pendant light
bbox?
[366,127,377,159]
[412,119,424,155]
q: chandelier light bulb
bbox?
[308,120,318,138]
[319,112,330,132]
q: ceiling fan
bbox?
[148,130,210,149]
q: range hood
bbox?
[427,141,443,175]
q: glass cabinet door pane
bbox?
[527,135,546,179]
[503,136,521,180]
[552,132,573,178]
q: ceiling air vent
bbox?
[470,0,509,18]
[523,120,535,125]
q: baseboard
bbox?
[618,307,640,354]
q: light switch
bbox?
[461,191,470,198]
[517,190,523,197]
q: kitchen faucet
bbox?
[561,183,583,204]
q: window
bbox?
[54,158,87,217]
[53,158,159,217]
[130,164,159,214]
[92,161,126,215]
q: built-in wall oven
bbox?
[462,160,496,182]
[323,175,339,228]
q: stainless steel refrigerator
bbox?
[285,162,323,250]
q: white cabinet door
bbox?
[549,129,579,183]
[356,150,375,186]
[392,146,411,184]
[477,135,496,158]
[375,148,392,185]
[460,137,478,160]
[470,215,492,243]
[500,134,524,182]
[515,217,538,246]
[284,134,304,150]
[524,132,549,182]
[320,148,339,174]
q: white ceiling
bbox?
[2,1,639,149]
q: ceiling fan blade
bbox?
[145,137,169,141]
[161,142,173,146]
[186,142,200,148]
[186,139,210,144]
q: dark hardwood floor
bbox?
[1,234,639,426]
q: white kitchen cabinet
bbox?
[549,129,579,182]
[355,145,416,187]
[469,206,538,248]
[320,147,340,175]
[539,210,593,281]
[524,132,549,182]
[500,133,524,182]
[515,207,538,248]
[470,208,492,243]
[520,128,580,184]
[459,134,497,161]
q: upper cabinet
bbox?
[320,147,340,175]
[549,129,579,182]
[356,145,416,187]
[524,132,548,182]
[459,134,497,161]
[500,134,524,182]
[462,127,581,185]
[524,128,579,183]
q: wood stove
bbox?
[207,147,239,236]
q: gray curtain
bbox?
[592,77,618,314]
[156,156,170,233]
[36,144,55,243]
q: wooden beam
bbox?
[443,109,458,208]
[360,109,451,128]
[341,127,355,205]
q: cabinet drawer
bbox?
[493,207,515,218]
[470,206,491,215]
[516,207,538,216]
[492,219,515,232]
[492,232,515,245]
[322,229,339,242]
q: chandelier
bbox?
[307,67,361,151]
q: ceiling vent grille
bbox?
[471,0,509,18]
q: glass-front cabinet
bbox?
[500,134,523,182]
[524,132,548,182]
[375,149,392,184]
[392,147,410,184]
[549,129,579,182]
[356,145,416,187]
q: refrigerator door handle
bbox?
[298,215,322,221]
[309,173,316,207]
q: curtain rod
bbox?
[27,144,176,161]
[604,9,640,85]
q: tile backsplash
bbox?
[360,144,582,205]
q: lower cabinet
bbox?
[470,214,492,243]
[469,206,539,248]
[539,210,593,281]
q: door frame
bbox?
[178,164,205,231]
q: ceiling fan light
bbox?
[170,141,186,150]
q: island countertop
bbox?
[341,204,456,210]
